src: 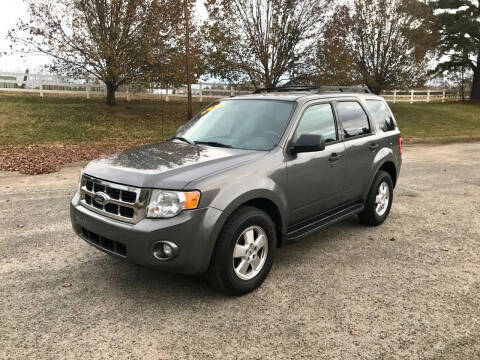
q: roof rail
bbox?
[316,85,372,94]
[253,86,319,94]
[252,85,372,95]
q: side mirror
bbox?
[291,134,326,154]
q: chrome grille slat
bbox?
[79,174,149,224]
[81,187,139,207]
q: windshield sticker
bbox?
[201,102,226,116]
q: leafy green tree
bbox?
[430,0,480,101]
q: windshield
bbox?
[174,100,295,151]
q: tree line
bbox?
[7,0,480,105]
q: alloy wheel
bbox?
[375,181,390,216]
[232,225,269,281]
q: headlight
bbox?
[77,169,84,193]
[147,190,200,218]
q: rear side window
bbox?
[296,103,337,142]
[365,100,397,132]
[335,101,370,138]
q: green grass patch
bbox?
[390,102,480,143]
[0,94,479,146]
[0,94,208,146]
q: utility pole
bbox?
[184,0,193,120]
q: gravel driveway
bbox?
[1,143,479,359]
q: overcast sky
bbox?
[0,0,41,72]
[0,0,207,73]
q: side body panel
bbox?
[187,149,290,244]
[285,142,346,224]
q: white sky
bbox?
[0,0,208,73]
[0,0,43,72]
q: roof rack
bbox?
[253,86,319,94]
[316,85,372,94]
[253,85,372,95]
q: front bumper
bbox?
[70,192,223,274]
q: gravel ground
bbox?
[1,143,479,359]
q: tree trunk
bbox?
[367,84,382,95]
[471,67,480,102]
[184,0,193,120]
[106,81,116,106]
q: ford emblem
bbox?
[94,192,109,206]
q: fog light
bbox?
[163,243,173,257]
[152,241,178,261]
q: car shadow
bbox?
[86,216,363,299]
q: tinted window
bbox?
[336,102,370,138]
[365,100,397,132]
[296,104,337,142]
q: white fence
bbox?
[381,89,470,103]
[0,72,469,103]
[0,72,252,101]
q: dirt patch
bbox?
[0,142,145,175]
[1,143,480,359]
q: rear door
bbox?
[364,98,402,151]
[334,100,379,202]
[286,102,346,224]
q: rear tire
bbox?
[208,206,276,296]
[359,170,393,226]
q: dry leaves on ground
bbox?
[0,142,145,175]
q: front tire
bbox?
[208,206,276,295]
[359,170,393,226]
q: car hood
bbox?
[83,141,265,189]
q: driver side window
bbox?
[296,103,337,142]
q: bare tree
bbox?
[310,0,437,94]
[299,5,360,87]
[203,0,328,89]
[9,0,182,105]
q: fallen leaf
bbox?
[0,142,145,175]
[390,237,396,241]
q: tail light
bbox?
[398,135,403,155]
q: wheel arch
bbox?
[362,158,399,202]
[209,190,288,254]
[378,161,398,188]
[242,198,284,247]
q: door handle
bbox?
[329,153,342,162]
[369,143,379,151]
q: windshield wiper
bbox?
[194,141,232,148]
[170,136,194,145]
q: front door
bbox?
[286,102,346,225]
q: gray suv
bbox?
[70,86,402,295]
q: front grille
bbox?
[79,174,149,224]
[86,178,136,202]
[81,227,127,256]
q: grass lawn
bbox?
[0,94,208,146]
[0,93,479,174]
[390,102,480,143]
[1,94,479,146]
